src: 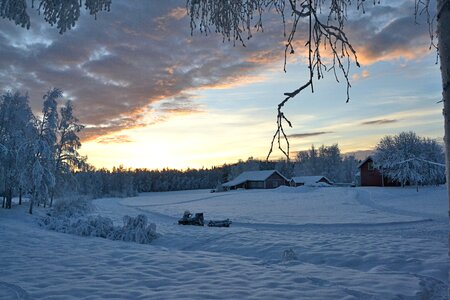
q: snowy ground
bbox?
[0,186,448,299]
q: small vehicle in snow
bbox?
[178,211,204,226]
[207,219,232,227]
[178,211,232,227]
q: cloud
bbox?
[346,2,433,65]
[0,0,433,142]
[96,135,134,144]
[361,119,398,125]
[288,131,333,138]
[352,69,370,80]
[157,94,205,115]
[0,0,289,141]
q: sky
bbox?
[0,0,444,170]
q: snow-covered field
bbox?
[0,186,448,299]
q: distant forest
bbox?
[74,158,296,197]
[74,144,360,198]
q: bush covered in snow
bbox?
[107,215,159,244]
[39,213,159,244]
[52,195,93,218]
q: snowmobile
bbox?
[207,219,232,227]
[178,211,204,226]
[178,211,232,227]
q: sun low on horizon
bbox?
[0,1,444,170]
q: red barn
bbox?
[358,157,383,186]
[358,156,399,187]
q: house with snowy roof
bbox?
[222,170,289,190]
[290,176,333,187]
[357,156,399,186]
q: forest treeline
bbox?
[1,90,445,214]
[73,144,361,198]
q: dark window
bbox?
[368,161,374,171]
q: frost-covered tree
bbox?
[294,144,357,182]
[341,154,358,183]
[228,157,260,180]
[30,88,61,211]
[0,89,85,213]
[52,100,85,205]
[0,92,36,209]
[0,0,111,33]
[374,132,445,188]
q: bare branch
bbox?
[187,0,377,160]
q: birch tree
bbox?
[33,88,60,210]
[0,0,111,33]
[374,131,445,188]
[52,99,85,206]
[0,92,36,209]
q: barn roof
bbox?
[222,170,287,187]
[357,156,374,169]
[290,176,332,185]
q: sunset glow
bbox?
[0,1,443,170]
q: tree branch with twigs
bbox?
[187,0,370,160]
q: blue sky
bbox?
[0,1,444,169]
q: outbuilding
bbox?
[358,156,383,186]
[290,176,333,187]
[222,170,289,190]
[358,156,400,186]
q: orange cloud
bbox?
[167,7,186,20]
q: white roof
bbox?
[357,156,373,169]
[290,176,332,185]
[222,170,287,187]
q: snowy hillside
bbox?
[0,186,448,299]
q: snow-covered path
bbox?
[0,186,448,299]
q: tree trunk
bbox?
[5,187,12,209]
[1,194,4,208]
[28,199,33,214]
[19,188,22,205]
[50,190,54,207]
[437,0,450,218]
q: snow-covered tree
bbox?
[29,88,61,211]
[0,0,112,33]
[52,100,85,205]
[0,91,36,209]
[341,154,358,183]
[374,132,445,188]
[228,157,260,180]
[0,89,85,213]
[294,144,358,183]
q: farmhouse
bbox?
[290,176,333,187]
[358,156,399,186]
[358,156,383,186]
[222,170,289,190]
